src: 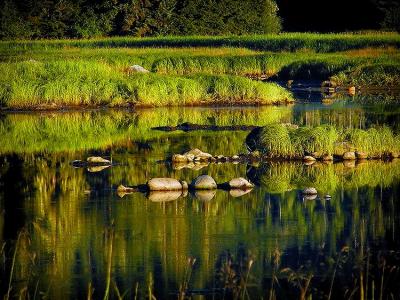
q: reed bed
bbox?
[249,124,400,158]
[0,61,292,109]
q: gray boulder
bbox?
[87,156,111,164]
[228,177,254,189]
[191,175,217,190]
[302,187,318,195]
[147,178,182,191]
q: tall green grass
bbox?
[2,32,399,52]
[0,61,292,109]
[249,124,400,158]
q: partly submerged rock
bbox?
[343,152,356,160]
[302,187,318,195]
[128,65,150,73]
[147,178,182,191]
[147,191,182,202]
[194,190,216,201]
[191,175,217,190]
[184,148,212,160]
[322,154,333,161]
[228,177,254,189]
[172,154,189,162]
[87,156,111,164]
[180,180,189,190]
[355,151,368,159]
[172,148,212,163]
[348,86,356,96]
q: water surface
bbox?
[1,101,400,299]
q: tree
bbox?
[0,0,32,39]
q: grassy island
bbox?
[1,33,399,110]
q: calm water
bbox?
[1,100,400,299]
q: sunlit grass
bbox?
[251,124,400,158]
[0,61,293,108]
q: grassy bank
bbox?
[0,61,292,109]
[1,32,399,109]
[247,124,400,158]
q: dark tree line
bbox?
[0,0,281,39]
[1,0,398,39]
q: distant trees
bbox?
[0,0,281,39]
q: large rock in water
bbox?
[343,152,356,160]
[302,187,318,195]
[87,156,111,164]
[147,178,182,191]
[184,148,213,159]
[191,175,217,190]
[228,177,254,189]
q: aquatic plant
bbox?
[249,124,400,158]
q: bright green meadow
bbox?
[1,33,400,109]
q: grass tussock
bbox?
[0,61,293,109]
[249,124,400,158]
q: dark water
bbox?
[1,101,400,299]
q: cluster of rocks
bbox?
[321,80,357,96]
[117,175,254,201]
[171,148,260,170]
[71,156,113,172]
[302,150,399,165]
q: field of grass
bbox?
[2,32,400,52]
[248,123,400,158]
[0,32,399,109]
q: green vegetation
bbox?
[0,108,293,154]
[0,0,281,39]
[2,33,399,52]
[249,124,400,158]
[1,33,400,108]
[255,160,400,194]
[0,60,292,109]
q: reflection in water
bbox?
[1,103,400,299]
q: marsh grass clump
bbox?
[249,124,400,159]
[345,126,400,157]
[0,61,293,109]
[251,124,339,158]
